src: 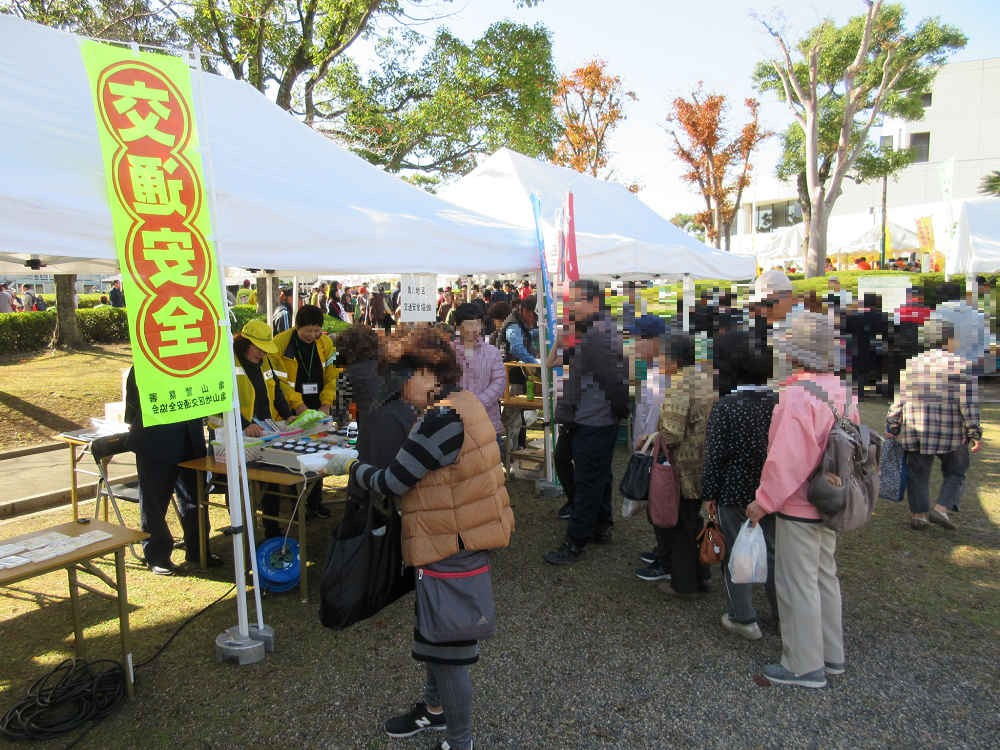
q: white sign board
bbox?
[858,275,912,312]
[399,273,437,322]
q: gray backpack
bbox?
[799,382,882,532]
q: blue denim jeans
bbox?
[905,444,971,514]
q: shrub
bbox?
[0,311,57,354]
[38,294,105,309]
[229,305,350,336]
[77,307,130,343]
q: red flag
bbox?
[562,192,579,282]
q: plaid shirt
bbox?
[886,350,982,454]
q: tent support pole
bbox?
[535,271,554,486]
[186,45,269,663]
[682,274,694,333]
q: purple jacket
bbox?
[454,338,505,433]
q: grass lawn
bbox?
[1,403,999,749]
[0,344,133,450]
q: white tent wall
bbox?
[947,197,1000,275]
[0,16,538,276]
[440,148,757,282]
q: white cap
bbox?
[750,269,794,304]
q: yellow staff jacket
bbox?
[268,328,339,411]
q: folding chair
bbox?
[89,433,146,562]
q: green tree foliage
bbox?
[752,1,966,277]
[980,170,1000,197]
[669,213,707,242]
[2,0,180,43]
[317,22,561,175]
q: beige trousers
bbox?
[775,517,845,675]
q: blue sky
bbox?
[353,0,1000,218]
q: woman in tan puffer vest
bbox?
[326,326,512,750]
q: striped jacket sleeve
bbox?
[351,406,464,497]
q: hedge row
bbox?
[38,293,106,309]
[229,305,351,336]
[0,308,135,354]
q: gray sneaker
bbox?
[762,663,827,688]
[721,613,762,641]
[928,509,957,531]
[824,661,845,675]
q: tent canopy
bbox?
[0,16,538,277]
[755,218,921,263]
[947,197,1000,275]
[439,148,757,281]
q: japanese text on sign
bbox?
[399,273,437,323]
[82,42,234,426]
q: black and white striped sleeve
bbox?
[351,406,465,497]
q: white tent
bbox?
[754,219,921,264]
[439,148,757,281]
[947,196,1000,275]
[756,224,844,263]
[0,16,537,276]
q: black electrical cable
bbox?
[0,658,126,746]
[132,583,236,670]
[1,583,236,748]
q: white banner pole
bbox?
[186,46,268,661]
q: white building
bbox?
[734,57,1000,260]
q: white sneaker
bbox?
[721,613,762,641]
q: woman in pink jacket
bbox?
[452,303,506,449]
[747,311,859,689]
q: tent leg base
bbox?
[535,480,563,498]
[215,627,266,665]
[248,624,275,653]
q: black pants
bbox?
[135,456,201,566]
[554,425,576,505]
[566,424,618,547]
[657,498,709,594]
[382,316,393,335]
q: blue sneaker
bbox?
[638,549,657,564]
[762,663,827,688]
[634,563,671,581]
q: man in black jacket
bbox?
[124,368,218,575]
[544,280,629,565]
[109,280,126,308]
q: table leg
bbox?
[298,480,309,603]
[66,566,85,659]
[115,549,135,698]
[70,447,79,521]
[198,470,207,572]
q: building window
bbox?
[754,200,803,234]
[910,132,930,163]
[920,92,933,107]
[879,135,893,151]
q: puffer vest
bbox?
[400,390,514,567]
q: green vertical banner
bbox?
[81,41,233,425]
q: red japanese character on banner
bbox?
[94,61,220,377]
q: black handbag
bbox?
[318,493,413,631]
[619,435,655,501]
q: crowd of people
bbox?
[114,268,991,749]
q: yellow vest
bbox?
[209,359,281,430]
[268,328,340,411]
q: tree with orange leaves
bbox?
[666,87,771,251]
[552,59,636,184]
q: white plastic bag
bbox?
[621,498,648,518]
[728,519,768,584]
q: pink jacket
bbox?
[755,373,860,521]
[454,338,505,434]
